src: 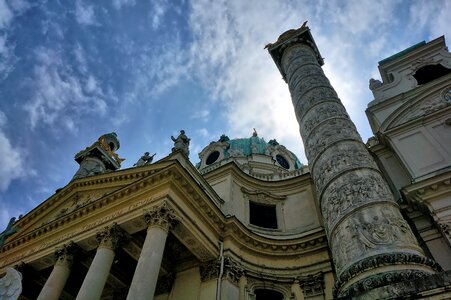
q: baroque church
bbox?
[0,25,450,300]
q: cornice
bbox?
[402,170,451,204]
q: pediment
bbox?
[384,85,450,130]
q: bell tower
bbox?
[267,25,440,297]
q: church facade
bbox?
[0,26,450,299]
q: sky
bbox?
[0,0,449,229]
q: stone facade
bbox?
[0,27,450,300]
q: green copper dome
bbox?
[197,133,303,171]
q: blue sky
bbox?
[0,0,449,229]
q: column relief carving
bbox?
[144,201,178,232]
[96,223,126,250]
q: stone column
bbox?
[37,242,75,300]
[126,202,178,300]
[267,26,440,297]
[76,223,124,300]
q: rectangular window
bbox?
[249,201,278,229]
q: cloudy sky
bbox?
[0,0,449,229]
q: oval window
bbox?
[276,154,289,169]
[206,151,220,165]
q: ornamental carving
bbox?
[330,206,421,274]
[312,143,378,194]
[54,241,76,267]
[144,202,178,232]
[200,259,220,282]
[96,223,126,250]
[294,86,339,122]
[223,256,244,285]
[304,118,361,161]
[241,187,286,205]
[298,272,324,297]
[321,171,394,234]
[301,102,350,137]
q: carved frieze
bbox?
[144,202,178,232]
[321,170,394,234]
[312,142,378,194]
[300,102,350,138]
[303,118,362,161]
[294,86,340,122]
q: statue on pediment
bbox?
[134,152,156,167]
[171,130,190,157]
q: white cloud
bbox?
[0,0,13,29]
[112,0,136,10]
[151,0,169,30]
[23,47,109,131]
[75,0,97,26]
[0,111,26,192]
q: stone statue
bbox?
[171,130,190,157]
[0,267,22,300]
[369,78,383,90]
[133,152,156,167]
[0,217,18,251]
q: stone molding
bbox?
[54,241,76,267]
[334,252,442,296]
[337,269,431,298]
[144,202,178,232]
[96,223,126,250]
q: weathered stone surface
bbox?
[268,29,439,297]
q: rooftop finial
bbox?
[253,128,258,137]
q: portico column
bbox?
[267,25,441,297]
[126,202,178,300]
[76,223,124,300]
[37,242,75,300]
[127,202,177,300]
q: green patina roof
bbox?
[222,136,303,169]
[378,41,426,66]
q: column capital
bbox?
[96,223,126,250]
[200,259,220,282]
[144,202,178,232]
[223,256,244,285]
[54,241,76,267]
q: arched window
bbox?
[254,289,284,300]
[413,64,451,85]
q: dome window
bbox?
[276,154,290,169]
[206,151,220,165]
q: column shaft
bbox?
[126,225,168,299]
[37,260,71,300]
[76,247,115,300]
[268,27,440,297]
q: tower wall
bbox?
[268,30,440,297]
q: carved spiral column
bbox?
[37,242,75,300]
[267,27,440,297]
[76,223,125,300]
[126,202,178,300]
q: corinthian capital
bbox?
[96,223,126,250]
[144,202,178,232]
[54,241,76,267]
